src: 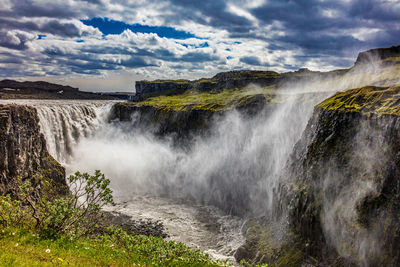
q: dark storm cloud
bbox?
[2,0,79,19]
[0,31,34,50]
[0,0,399,79]
[40,41,219,75]
[0,52,24,64]
[249,0,400,57]
[0,18,88,38]
[166,0,254,29]
[240,56,262,66]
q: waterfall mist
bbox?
[3,61,396,265]
[61,66,383,216]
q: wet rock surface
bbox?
[103,210,168,238]
[0,104,66,195]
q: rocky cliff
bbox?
[110,91,273,143]
[355,45,400,66]
[0,104,67,195]
[132,69,333,101]
[291,87,400,266]
[236,85,400,266]
[134,70,281,101]
[0,79,118,100]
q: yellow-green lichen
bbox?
[317,85,400,116]
[238,220,304,266]
[128,88,279,111]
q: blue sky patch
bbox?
[81,17,196,39]
[180,42,209,48]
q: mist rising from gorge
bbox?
[14,60,396,265]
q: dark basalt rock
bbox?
[0,104,67,196]
[0,79,118,100]
[133,70,282,101]
[103,211,168,238]
[278,108,400,266]
[355,45,400,65]
[236,102,400,266]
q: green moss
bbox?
[317,85,400,116]
[196,78,218,84]
[238,220,304,266]
[129,88,278,111]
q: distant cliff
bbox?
[0,104,67,195]
[133,69,324,101]
[355,45,400,65]
[0,80,118,100]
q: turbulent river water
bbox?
[0,66,390,264]
[0,99,246,262]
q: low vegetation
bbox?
[317,85,400,116]
[132,88,278,111]
[0,171,226,266]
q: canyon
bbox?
[1,45,400,266]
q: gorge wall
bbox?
[1,45,400,266]
[287,86,400,266]
[133,69,328,101]
[0,104,66,195]
[235,86,400,266]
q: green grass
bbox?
[317,85,400,116]
[0,228,226,267]
[129,88,279,111]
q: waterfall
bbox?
[35,101,111,163]
[0,62,396,265]
[0,99,113,164]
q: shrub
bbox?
[0,170,114,238]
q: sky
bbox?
[0,0,399,92]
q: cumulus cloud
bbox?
[0,30,36,50]
[0,0,399,90]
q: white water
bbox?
[0,98,246,262]
[0,64,395,264]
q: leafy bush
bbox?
[0,195,33,228]
[0,171,229,266]
[0,170,113,238]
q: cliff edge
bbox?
[0,104,67,195]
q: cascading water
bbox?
[35,100,112,163]
[0,63,396,264]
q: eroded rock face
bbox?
[0,104,66,195]
[109,94,269,144]
[109,103,224,145]
[284,108,400,266]
[236,103,400,266]
[133,71,282,101]
[355,45,400,65]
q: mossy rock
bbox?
[235,219,304,266]
[317,85,400,116]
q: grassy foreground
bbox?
[0,227,225,266]
[0,171,227,267]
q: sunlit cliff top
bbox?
[318,85,400,116]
